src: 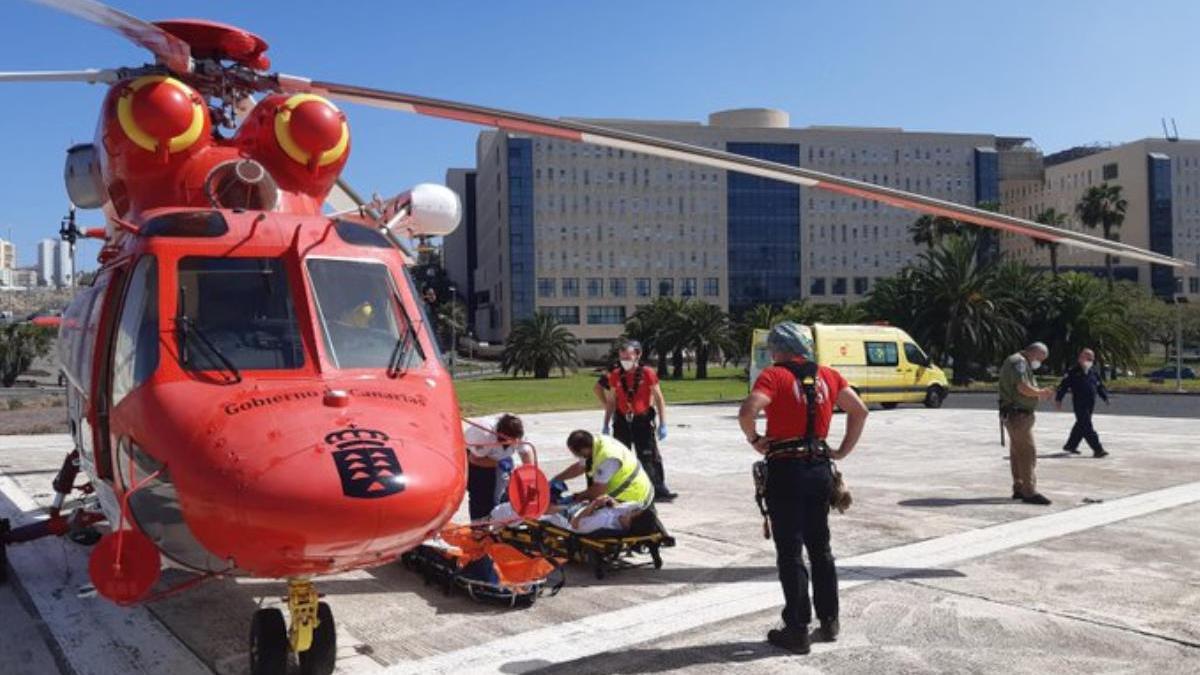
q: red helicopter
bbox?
[0,2,1187,674]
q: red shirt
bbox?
[607,366,659,416]
[752,362,848,440]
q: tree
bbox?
[1036,273,1140,374]
[1075,183,1127,288]
[499,312,579,379]
[1032,208,1066,276]
[681,301,731,379]
[0,324,54,387]
[729,304,781,362]
[625,298,688,379]
[908,215,961,249]
[905,231,1025,383]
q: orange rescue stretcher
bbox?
[400,525,563,607]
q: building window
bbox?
[865,341,899,366]
[1190,277,1199,294]
[810,277,826,296]
[587,306,627,325]
[562,277,579,297]
[1103,163,1119,180]
[543,305,580,325]
[832,277,847,295]
[704,277,719,297]
[635,278,651,297]
[681,277,697,297]
[609,278,627,297]
[658,278,674,297]
[587,277,604,298]
[537,277,556,298]
[853,277,869,295]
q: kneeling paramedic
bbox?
[738,322,868,654]
[551,430,654,513]
[464,414,531,522]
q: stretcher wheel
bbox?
[651,546,663,570]
[588,551,606,580]
[298,602,337,675]
[248,608,288,675]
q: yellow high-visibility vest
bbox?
[586,435,653,507]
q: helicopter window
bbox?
[306,258,423,370]
[142,211,229,238]
[177,257,304,371]
[112,256,159,406]
[332,220,391,248]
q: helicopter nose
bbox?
[179,422,465,578]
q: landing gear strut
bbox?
[249,579,337,675]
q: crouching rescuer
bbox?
[738,322,869,654]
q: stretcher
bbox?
[497,507,675,579]
[400,526,562,608]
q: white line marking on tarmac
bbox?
[0,473,212,675]
[388,480,1200,674]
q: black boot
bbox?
[767,626,811,654]
[1093,449,1109,458]
[813,618,839,642]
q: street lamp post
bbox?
[1174,276,1186,394]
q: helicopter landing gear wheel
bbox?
[298,602,336,675]
[248,608,288,675]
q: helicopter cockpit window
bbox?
[306,258,424,371]
[332,220,391,248]
[177,257,304,372]
[142,211,229,238]
[112,256,159,406]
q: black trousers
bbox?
[613,412,667,490]
[467,463,497,521]
[1065,406,1105,453]
[765,459,837,628]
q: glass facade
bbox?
[727,143,801,314]
[507,139,535,321]
[974,147,1001,265]
[1147,153,1175,298]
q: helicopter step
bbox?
[250,578,337,675]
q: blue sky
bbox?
[1,0,1198,269]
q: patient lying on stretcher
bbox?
[489,487,643,535]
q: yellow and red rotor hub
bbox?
[273,94,349,171]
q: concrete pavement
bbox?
[0,405,1197,674]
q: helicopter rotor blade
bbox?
[276,75,1190,269]
[0,68,120,84]
[26,0,192,74]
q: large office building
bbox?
[36,238,74,288]
[0,238,15,272]
[445,108,1014,348]
[1001,138,1200,299]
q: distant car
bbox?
[1146,366,1196,379]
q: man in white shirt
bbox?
[464,414,531,522]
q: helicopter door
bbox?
[88,263,129,481]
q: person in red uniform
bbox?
[738,322,869,654]
[595,341,675,502]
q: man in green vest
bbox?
[998,341,1055,505]
[551,430,655,510]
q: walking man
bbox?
[738,322,869,654]
[599,341,676,502]
[1056,348,1110,458]
[999,342,1055,505]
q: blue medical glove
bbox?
[498,456,514,473]
[602,422,611,435]
[657,424,668,441]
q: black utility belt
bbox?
[620,411,655,421]
[767,438,830,461]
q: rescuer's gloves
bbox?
[658,424,668,441]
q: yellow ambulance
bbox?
[750,324,949,408]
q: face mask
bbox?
[1081,361,1093,371]
[1029,360,1042,370]
[620,359,636,371]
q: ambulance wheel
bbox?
[298,602,336,675]
[880,402,899,410]
[248,608,288,675]
[924,386,946,409]
[650,546,663,569]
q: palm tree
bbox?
[1040,273,1140,374]
[908,215,961,248]
[1075,183,1127,288]
[682,301,731,379]
[500,312,579,379]
[1032,208,1066,276]
[626,298,687,379]
[908,231,1025,383]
